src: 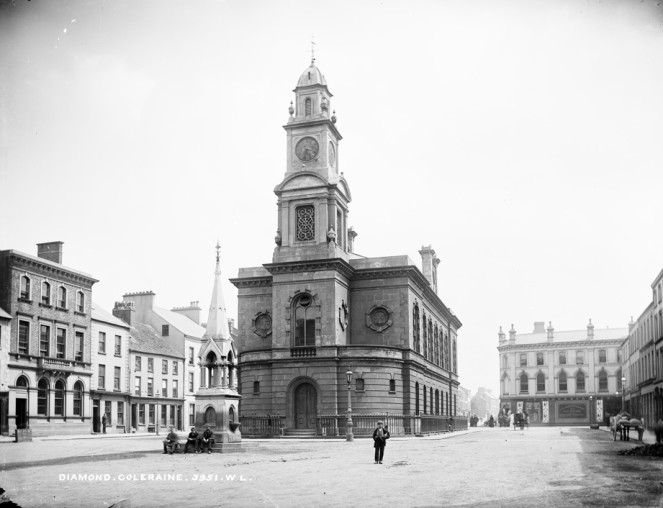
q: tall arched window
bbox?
[423,384,427,414]
[41,281,51,305]
[20,275,31,300]
[598,370,608,392]
[422,313,428,358]
[54,380,65,416]
[559,371,568,392]
[428,319,433,361]
[38,378,49,415]
[519,373,528,393]
[415,382,420,415]
[58,286,67,308]
[536,372,545,392]
[413,303,420,353]
[434,325,439,365]
[576,371,586,392]
[305,97,312,116]
[435,389,439,415]
[73,381,83,416]
[76,291,85,313]
[16,375,29,388]
[293,294,316,347]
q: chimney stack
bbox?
[113,301,135,325]
[37,241,64,264]
[498,326,506,344]
[533,321,546,334]
[629,316,636,333]
[419,245,440,294]
[171,301,202,325]
[547,321,554,341]
[587,318,595,340]
[348,227,358,253]
[509,324,516,344]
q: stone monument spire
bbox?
[205,242,231,343]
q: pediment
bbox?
[276,172,327,192]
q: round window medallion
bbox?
[252,311,272,338]
[365,305,392,333]
[370,308,389,326]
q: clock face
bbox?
[295,136,319,162]
[329,142,336,167]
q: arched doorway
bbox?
[294,383,317,429]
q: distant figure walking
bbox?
[373,421,390,464]
[102,413,107,434]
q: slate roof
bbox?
[129,323,183,358]
[91,302,130,329]
[153,306,205,338]
[511,327,628,345]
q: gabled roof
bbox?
[91,302,130,329]
[129,323,183,358]
[153,306,205,339]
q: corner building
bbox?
[231,60,462,433]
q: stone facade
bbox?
[0,242,98,436]
[231,60,462,432]
[498,321,626,426]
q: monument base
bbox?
[195,387,242,452]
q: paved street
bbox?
[1,427,663,508]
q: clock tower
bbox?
[273,58,352,263]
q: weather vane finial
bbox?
[311,36,316,64]
[215,241,221,263]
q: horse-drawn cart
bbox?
[610,413,644,442]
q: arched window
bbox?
[430,387,433,413]
[559,371,568,392]
[536,372,545,392]
[413,303,420,353]
[598,370,608,392]
[16,375,29,388]
[229,405,235,423]
[305,97,312,116]
[41,281,51,305]
[389,379,396,393]
[422,313,428,358]
[20,275,30,300]
[73,381,83,416]
[415,382,420,415]
[428,319,433,361]
[58,286,67,308]
[38,378,49,415]
[434,324,439,365]
[519,373,528,394]
[293,294,316,347]
[54,380,65,416]
[205,406,217,425]
[576,371,586,392]
[423,384,427,414]
[76,291,85,313]
[435,389,439,415]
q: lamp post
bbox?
[621,376,626,412]
[588,395,593,427]
[346,370,354,442]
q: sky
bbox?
[2,0,663,397]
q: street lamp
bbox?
[346,370,354,442]
[621,376,626,412]
[588,395,593,427]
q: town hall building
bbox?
[231,59,462,434]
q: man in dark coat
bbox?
[373,421,390,464]
[184,427,200,454]
[163,427,179,454]
[201,425,215,454]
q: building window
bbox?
[598,370,608,392]
[105,401,112,424]
[54,380,64,416]
[520,353,527,367]
[56,328,66,358]
[162,325,169,337]
[188,372,194,393]
[576,371,586,392]
[253,381,260,394]
[139,404,145,425]
[295,205,315,242]
[76,291,85,313]
[18,321,29,354]
[147,377,153,396]
[16,375,28,388]
[173,361,178,375]
[422,313,428,358]
[117,401,124,426]
[189,404,195,426]
[415,382,420,415]
[41,281,51,305]
[58,286,67,308]
[173,380,178,398]
[75,331,84,362]
[559,371,568,392]
[136,356,142,371]
[536,352,544,366]
[537,373,545,392]
[189,347,194,365]
[389,379,396,393]
[98,332,106,354]
[114,367,121,390]
[40,325,50,357]
[98,364,105,389]
[305,97,312,116]
[162,379,168,398]
[161,405,167,426]
[162,360,168,374]
[576,351,584,365]
[149,404,155,425]
[134,377,141,396]
[559,352,566,365]
[73,381,83,416]
[519,373,528,393]
[293,294,316,347]
[20,275,31,300]
[598,350,607,363]
[356,378,365,391]
[114,335,121,356]
[169,405,175,426]
[38,378,48,415]
[147,358,153,373]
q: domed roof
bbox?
[296,60,327,88]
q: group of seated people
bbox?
[162,425,215,455]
